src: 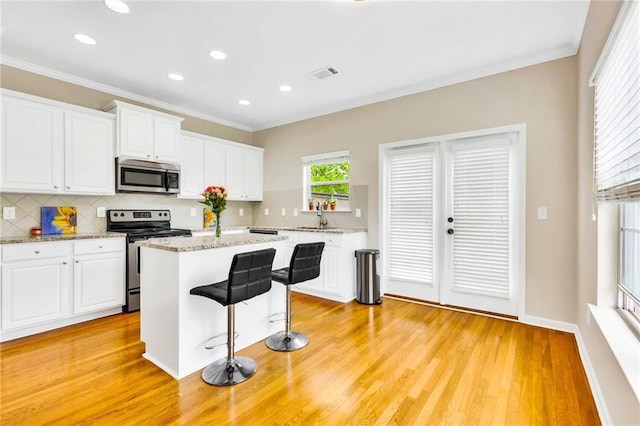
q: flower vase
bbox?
[215,211,222,237]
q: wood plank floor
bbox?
[0,294,600,425]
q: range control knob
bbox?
[447,229,454,235]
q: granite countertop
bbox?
[0,232,125,245]
[249,226,367,234]
[137,233,288,253]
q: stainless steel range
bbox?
[107,209,192,312]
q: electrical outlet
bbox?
[239,208,244,217]
[281,208,286,216]
[355,208,361,218]
[3,206,15,220]
[96,207,106,218]
[537,207,548,220]
[264,208,269,216]
[190,208,197,217]
[293,208,298,217]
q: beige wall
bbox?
[0,64,253,144]
[255,56,579,323]
[576,2,639,425]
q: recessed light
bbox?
[74,34,96,45]
[104,0,130,14]
[279,85,292,92]
[168,73,184,81]
[238,99,250,106]
[209,50,227,60]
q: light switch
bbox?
[97,207,106,218]
[239,208,244,217]
[281,208,286,216]
[3,206,15,220]
[190,208,197,217]
[264,208,269,216]
[537,207,548,220]
[293,208,298,217]
[355,208,361,218]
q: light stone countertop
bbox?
[190,226,367,235]
[136,233,288,253]
[0,232,125,245]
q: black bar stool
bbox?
[266,242,324,352]
[190,248,276,386]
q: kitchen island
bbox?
[137,234,288,379]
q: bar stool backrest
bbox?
[226,248,276,305]
[288,242,325,284]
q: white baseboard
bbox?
[520,314,612,425]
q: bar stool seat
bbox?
[190,248,276,386]
[266,242,324,352]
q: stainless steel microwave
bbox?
[116,158,180,194]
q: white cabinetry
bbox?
[226,145,263,201]
[105,100,183,163]
[1,242,72,331]
[280,231,367,303]
[73,239,125,314]
[0,237,125,342]
[179,131,262,201]
[0,90,115,195]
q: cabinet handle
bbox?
[147,154,151,158]
[75,260,80,264]
[34,250,40,254]
[98,245,103,249]
[66,186,71,190]
[53,185,59,189]
[62,261,67,265]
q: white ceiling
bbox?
[0,0,590,131]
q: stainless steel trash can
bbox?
[355,249,381,305]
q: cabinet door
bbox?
[118,107,154,160]
[244,149,263,201]
[204,140,227,187]
[73,252,124,314]
[64,111,115,195]
[225,145,245,200]
[1,96,64,193]
[180,135,204,198]
[1,258,71,330]
[321,245,341,296]
[153,117,181,163]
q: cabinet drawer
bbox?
[2,241,71,262]
[74,238,124,255]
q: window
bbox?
[302,151,350,210]
[591,0,640,327]
[620,203,640,331]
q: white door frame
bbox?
[378,124,526,318]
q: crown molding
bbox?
[0,56,253,132]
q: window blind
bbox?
[592,0,640,201]
[388,149,434,285]
[451,142,510,298]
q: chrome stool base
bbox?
[201,356,257,386]
[265,331,309,352]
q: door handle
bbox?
[447,228,454,235]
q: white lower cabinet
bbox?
[280,231,367,303]
[73,239,125,314]
[0,238,125,341]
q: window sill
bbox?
[301,209,352,213]
[588,304,640,400]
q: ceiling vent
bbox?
[307,67,339,80]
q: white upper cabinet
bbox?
[179,134,205,198]
[179,131,261,201]
[64,110,115,195]
[105,100,183,163]
[0,90,115,195]
[225,144,264,201]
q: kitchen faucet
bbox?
[317,206,328,229]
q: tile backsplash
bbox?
[0,193,253,237]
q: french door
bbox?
[382,128,522,317]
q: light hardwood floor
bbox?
[0,294,600,425]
